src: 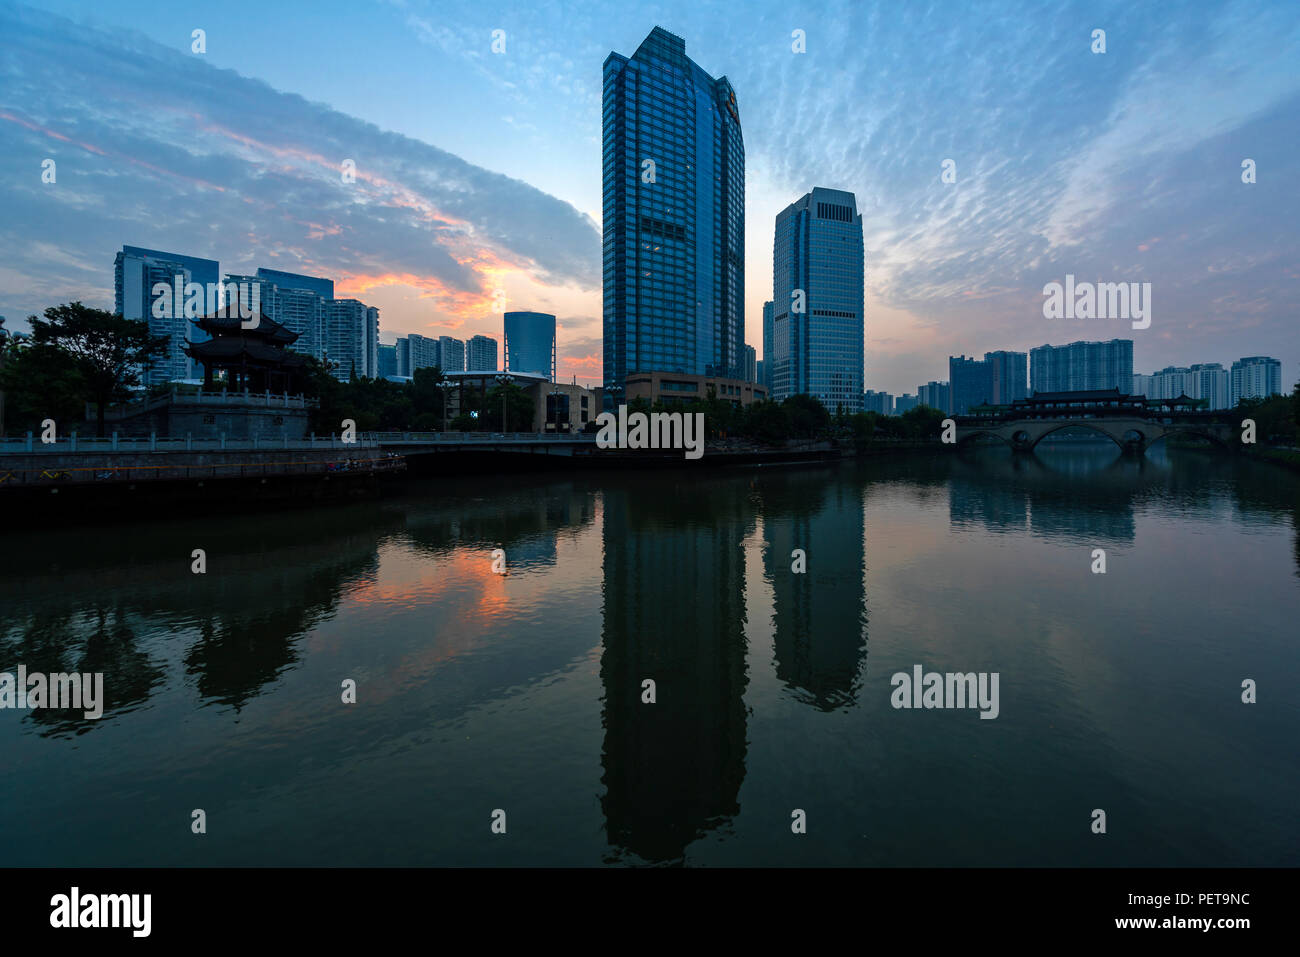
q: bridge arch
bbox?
[955,429,1012,448]
[1026,422,1136,451]
[1146,427,1232,450]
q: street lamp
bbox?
[438,379,453,433]
[495,373,511,433]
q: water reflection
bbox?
[757,469,868,711]
[598,475,751,863]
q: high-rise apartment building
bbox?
[1230,356,1282,405]
[115,245,219,384]
[468,334,498,372]
[324,299,379,379]
[771,188,865,413]
[602,27,745,407]
[1133,363,1230,410]
[917,380,951,413]
[437,336,465,373]
[1029,339,1133,394]
[863,390,893,415]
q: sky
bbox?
[1,0,1297,393]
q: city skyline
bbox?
[1,0,1298,396]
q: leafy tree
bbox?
[28,302,169,436]
[483,382,535,432]
[782,393,831,439]
[0,336,86,434]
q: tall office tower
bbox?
[918,380,951,413]
[437,336,466,373]
[1029,339,1133,393]
[742,344,757,384]
[504,311,557,380]
[771,188,865,413]
[602,27,745,408]
[115,245,219,384]
[762,300,774,391]
[378,344,397,378]
[468,334,499,372]
[949,355,989,415]
[1230,356,1282,405]
[756,360,766,390]
[324,299,378,379]
[863,390,893,415]
[984,350,1027,404]
[395,338,411,377]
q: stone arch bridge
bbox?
[952,389,1238,454]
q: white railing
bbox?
[0,433,378,454]
[367,432,598,444]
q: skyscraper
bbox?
[1029,339,1133,394]
[949,355,987,415]
[771,188,865,413]
[602,27,745,407]
[114,245,219,384]
[468,334,499,372]
[504,311,556,380]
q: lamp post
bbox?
[438,379,452,433]
[495,373,510,433]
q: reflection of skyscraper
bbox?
[599,478,750,862]
[759,471,867,710]
[602,27,745,407]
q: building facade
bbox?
[1029,339,1133,394]
[468,334,499,372]
[863,390,893,415]
[602,27,745,407]
[770,187,865,413]
[624,371,766,408]
[115,245,220,384]
[761,300,774,391]
[1230,356,1282,405]
[1132,363,1230,410]
[437,335,466,373]
[504,311,556,380]
[917,380,950,413]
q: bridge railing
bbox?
[0,456,406,488]
[0,434,380,454]
[366,432,598,443]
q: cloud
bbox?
[0,1,599,329]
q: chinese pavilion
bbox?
[184,305,308,394]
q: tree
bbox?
[484,382,535,432]
[782,393,831,439]
[28,302,169,436]
[0,336,86,435]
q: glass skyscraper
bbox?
[602,27,745,407]
[771,188,865,413]
[505,311,556,380]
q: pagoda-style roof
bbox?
[184,336,307,367]
[191,303,299,345]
